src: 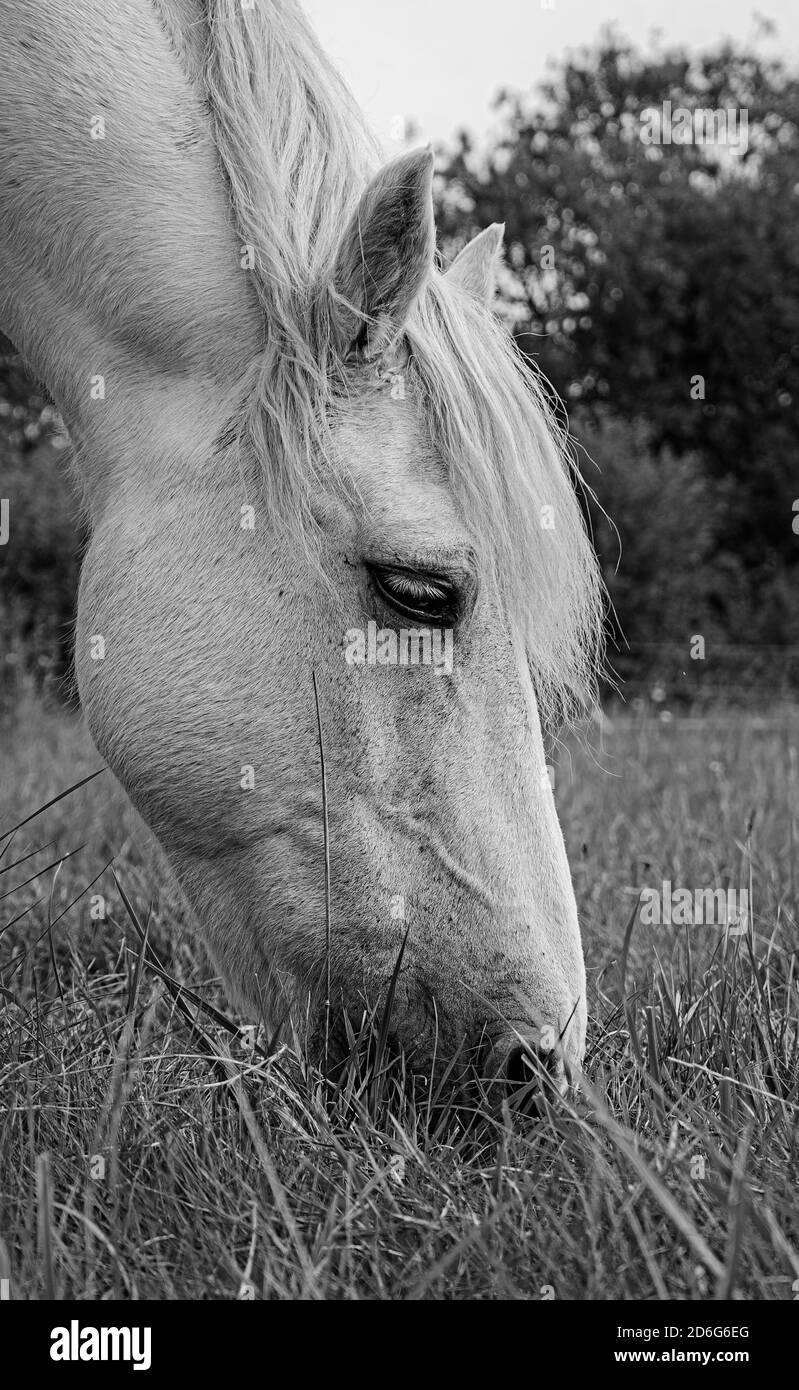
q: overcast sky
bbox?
[303,0,796,151]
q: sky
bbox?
[303,0,797,151]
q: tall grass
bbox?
[1,695,797,1299]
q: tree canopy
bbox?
[437,36,799,695]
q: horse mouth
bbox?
[304,1008,572,1123]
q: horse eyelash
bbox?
[381,571,451,602]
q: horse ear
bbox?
[330,146,436,357]
[446,223,505,303]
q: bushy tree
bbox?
[437,34,799,679]
[0,336,83,700]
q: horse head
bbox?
[1,0,604,1098]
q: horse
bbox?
[0,0,603,1095]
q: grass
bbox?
[1,687,798,1300]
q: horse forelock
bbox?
[405,281,605,726]
[192,0,603,725]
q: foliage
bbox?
[438,35,799,686]
[572,409,799,701]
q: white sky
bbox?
[303,0,797,151]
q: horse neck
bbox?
[0,0,262,520]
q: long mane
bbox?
[194,0,604,723]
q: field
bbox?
[1,689,797,1300]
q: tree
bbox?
[437,36,799,604]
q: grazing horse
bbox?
[0,0,603,1091]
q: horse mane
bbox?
[198,0,603,723]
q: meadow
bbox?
[1,687,797,1300]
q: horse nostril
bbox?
[481,1030,568,1113]
[504,1043,535,1088]
[504,1043,550,1087]
[501,1041,566,1103]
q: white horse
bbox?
[0,0,603,1092]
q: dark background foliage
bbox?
[437,35,799,701]
[0,349,85,701]
[2,34,798,706]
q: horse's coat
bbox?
[0,0,604,1086]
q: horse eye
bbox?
[370,566,456,622]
